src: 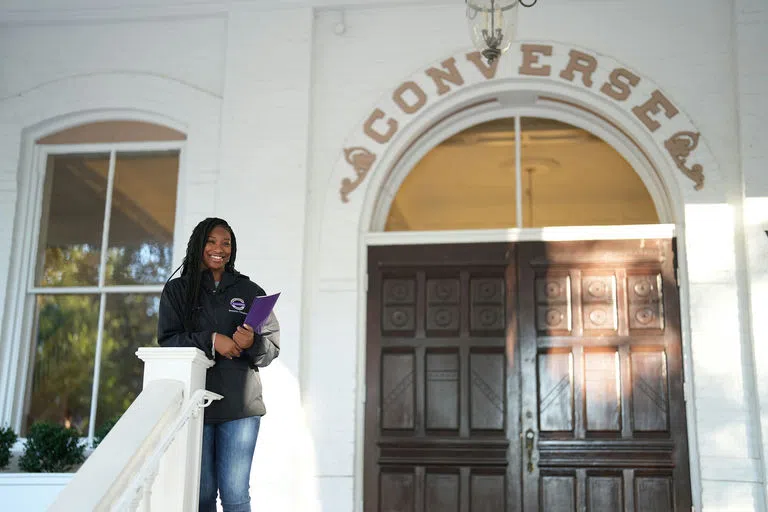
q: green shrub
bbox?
[93,415,121,448]
[19,422,85,472]
[0,426,17,470]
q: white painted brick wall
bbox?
[212,6,314,511]
[702,480,764,512]
[0,72,222,422]
[522,0,742,193]
[215,5,313,377]
[0,16,227,100]
[0,127,23,339]
[0,20,227,495]
[305,7,471,507]
[0,0,765,510]
[309,4,468,193]
[736,0,768,197]
[736,0,768,507]
[305,2,765,511]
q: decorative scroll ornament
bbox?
[664,131,705,190]
[340,147,377,203]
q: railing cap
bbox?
[136,347,214,368]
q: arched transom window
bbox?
[385,117,659,231]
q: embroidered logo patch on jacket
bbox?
[230,298,246,311]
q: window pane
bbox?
[95,293,160,428]
[520,118,659,227]
[36,154,110,287]
[105,151,179,285]
[25,294,99,434]
[383,117,660,231]
[385,118,517,231]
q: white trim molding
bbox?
[365,224,676,246]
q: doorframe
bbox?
[355,223,701,511]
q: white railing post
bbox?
[136,347,213,512]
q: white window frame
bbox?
[2,139,185,444]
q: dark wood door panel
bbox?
[518,240,691,512]
[366,244,519,512]
[365,240,691,512]
[378,466,508,512]
[535,468,677,512]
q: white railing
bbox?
[113,388,221,511]
[49,348,219,512]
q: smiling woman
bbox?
[157,217,280,511]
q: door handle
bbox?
[525,429,535,473]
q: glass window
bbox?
[95,293,161,428]
[26,294,99,432]
[106,152,178,285]
[386,118,518,231]
[24,149,180,441]
[36,154,110,287]
[518,118,658,227]
[384,117,658,231]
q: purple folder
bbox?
[244,293,280,332]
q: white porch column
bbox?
[736,0,768,508]
[137,347,214,512]
[743,200,768,508]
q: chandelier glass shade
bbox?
[466,0,534,63]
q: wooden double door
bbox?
[365,240,692,512]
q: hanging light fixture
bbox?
[465,0,536,64]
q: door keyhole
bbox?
[525,429,535,473]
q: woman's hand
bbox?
[233,324,255,350]
[214,333,242,359]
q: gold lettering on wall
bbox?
[425,57,466,95]
[466,51,499,79]
[519,44,553,76]
[340,147,377,202]
[393,81,428,114]
[363,109,399,144]
[559,49,598,88]
[600,68,641,101]
[632,90,679,132]
[665,131,705,190]
[339,44,709,203]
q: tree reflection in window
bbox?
[25,149,179,440]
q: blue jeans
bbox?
[199,416,261,512]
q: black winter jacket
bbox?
[157,270,280,423]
